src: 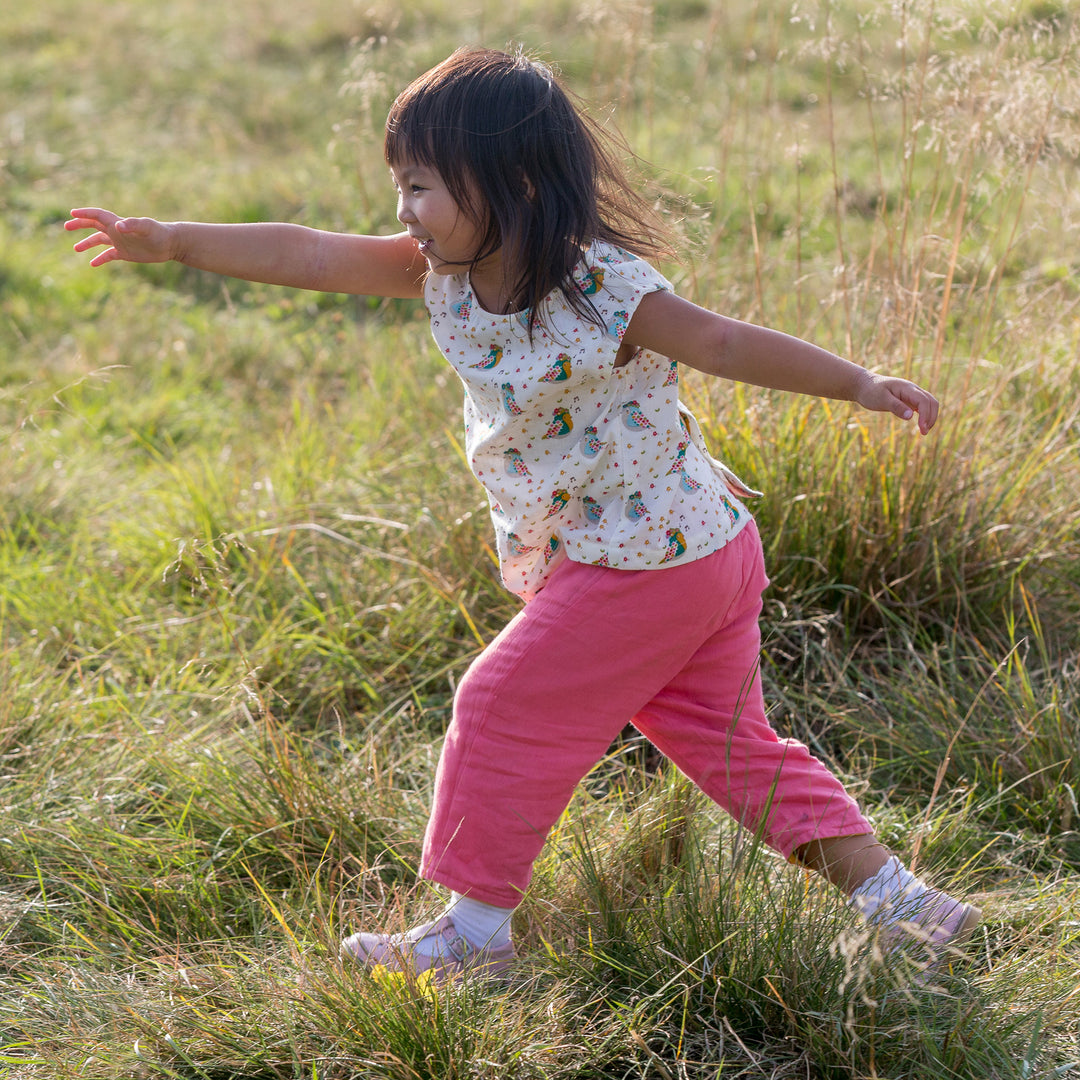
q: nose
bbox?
[396,194,415,225]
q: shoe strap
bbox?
[404,916,469,963]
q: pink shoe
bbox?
[341,914,517,984]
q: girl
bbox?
[67,46,979,983]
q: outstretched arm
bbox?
[625,290,939,434]
[66,208,427,299]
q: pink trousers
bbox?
[421,519,872,908]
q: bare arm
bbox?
[66,208,427,298]
[625,290,939,433]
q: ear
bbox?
[521,173,536,201]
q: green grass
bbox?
[3,0,1080,1076]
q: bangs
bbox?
[383,97,444,172]
[383,48,551,226]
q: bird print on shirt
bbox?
[668,441,703,492]
[621,400,654,430]
[582,496,604,523]
[580,426,603,457]
[607,310,629,340]
[544,489,571,519]
[504,448,530,476]
[506,532,537,556]
[543,407,574,438]
[626,491,648,520]
[540,354,572,382]
[470,344,503,370]
[661,528,687,563]
[452,296,472,321]
[720,493,741,525]
[597,246,637,265]
[668,441,689,475]
[500,382,523,416]
[576,268,605,296]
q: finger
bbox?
[923,393,940,431]
[895,384,939,434]
[88,247,120,268]
[65,216,103,233]
[68,208,118,231]
[881,388,914,423]
[69,207,116,221]
[72,230,113,252]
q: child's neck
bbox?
[469,253,524,315]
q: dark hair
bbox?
[384,46,674,338]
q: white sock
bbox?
[849,855,929,922]
[392,894,515,960]
[445,892,515,949]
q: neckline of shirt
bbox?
[462,242,600,318]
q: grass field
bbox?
[3,0,1080,1076]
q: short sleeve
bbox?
[571,242,672,343]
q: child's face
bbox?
[391,161,490,278]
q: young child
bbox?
[68,46,979,983]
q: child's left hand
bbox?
[854,373,939,435]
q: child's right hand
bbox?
[66,208,177,267]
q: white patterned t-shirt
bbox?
[424,240,759,598]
